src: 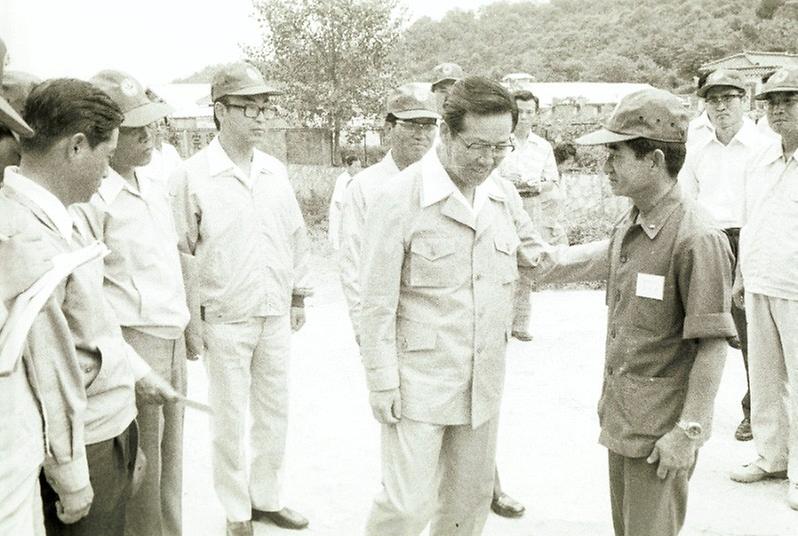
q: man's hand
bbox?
[184,326,203,361]
[290,306,305,332]
[136,371,179,405]
[1,230,54,300]
[369,388,401,424]
[646,426,697,480]
[55,484,93,524]
[732,274,745,310]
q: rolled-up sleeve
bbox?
[679,230,736,340]
[358,191,404,391]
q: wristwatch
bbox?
[676,420,703,441]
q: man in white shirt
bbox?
[170,63,311,536]
[339,83,439,337]
[729,67,798,511]
[327,154,361,250]
[678,69,768,442]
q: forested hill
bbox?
[393,0,798,91]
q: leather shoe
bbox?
[734,417,753,441]
[730,461,787,483]
[511,330,533,342]
[788,481,798,511]
[252,507,309,530]
[226,520,253,536]
[491,492,525,518]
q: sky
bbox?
[0,0,531,86]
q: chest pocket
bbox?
[408,238,457,287]
[494,235,519,284]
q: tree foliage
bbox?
[244,0,405,157]
[393,0,798,91]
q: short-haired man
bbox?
[170,62,311,536]
[359,76,554,536]
[679,69,768,442]
[71,70,190,536]
[327,153,361,251]
[1,78,176,536]
[729,67,798,510]
[339,83,439,337]
[495,89,566,342]
[556,88,736,536]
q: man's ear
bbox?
[65,133,89,160]
[651,148,666,170]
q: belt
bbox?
[517,190,540,198]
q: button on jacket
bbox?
[1,168,150,495]
[740,141,798,300]
[359,149,552,428]
[71,169,189,339]
[339,151,400,335]
[170,137,311,323]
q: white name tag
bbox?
[636,273,665,301]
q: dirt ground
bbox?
[182,265,798,536]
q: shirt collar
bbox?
[206,136,272,187]
[3,166,75,242]
[96,168,155,204]
[761,137,797,166]
[381,150,399,175]
[692,117,761,149]
[632,184,682,240]
[420,149,504,214]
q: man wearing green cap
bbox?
[170,62,310,536]
[539,87,736,535]
[71,70,189,536]
[729,67,798,510]
[679,69,769,443]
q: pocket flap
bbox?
[494,236,517,255]
[397,318,438,351]
[411,238,456,261]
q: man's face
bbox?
[71,129,119,202]
[443,112,514,189]
[218,94,274,144]
[704,86,745,131]
[515,99,538,131]
[390,117,438,166]
[433,80,455,112]
[603,141,653,199]
[766,91,798,137]
[112,126,154,170]
[346,159,361,175]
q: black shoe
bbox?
[491,492,525,518]
[735,417,753,441]
[511,330,533,342]
[252,507,309,530]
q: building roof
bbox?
[699,51,798,73]
[512,82,655,108]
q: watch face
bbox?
[684,423,702,439]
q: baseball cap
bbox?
[386,83,440,120]
[90,70,173,128]
[697,69,747,97]
[755,67,798,99]
[430,63,464,89]
[0,95,33,138]
[576,88,689,145]
[202,62,283,104]
[2,71,41,113]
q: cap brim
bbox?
[122,102,175,128]
[392,110,441,120]
[432,77,458,89]
[697,83,747,98]
[575,128,639,145]
[0,95,33,138]
[756,86,798,99]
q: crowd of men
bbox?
[1,30,798,536]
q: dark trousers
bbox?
[724,227,751,420]
[608,450,697,536]
[41,422,137,536]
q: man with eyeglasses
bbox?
[72,70,189,536]
[730,67,798,511]
[678,69,768,443]
[358,76,554,536]
[339,83,439,338]
[170,62,311,536]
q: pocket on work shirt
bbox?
[617,372,686,437]
[493,235,520,284]
[408,237,458,287]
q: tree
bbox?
[245,0,405,161]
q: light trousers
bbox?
[122,328,187,536]
[365,416,499,536]
[0,466,44,536]
[746,292,798,481]
[203,315,291,522]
